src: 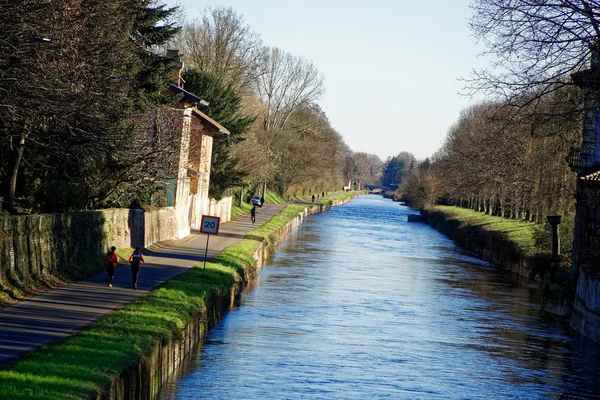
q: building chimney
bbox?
[166,48,184,88]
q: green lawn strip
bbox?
[0,193,352,400]
[316,191,356,206]
[230,200,252,220]
[263,190,286,204]
[435,205,538,256]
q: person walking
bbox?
[103,246,118,287]
[128,247,145,290]
[250,205,257,224]
[312,194,315,203]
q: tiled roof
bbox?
[192,107,230,135]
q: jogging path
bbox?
[0,203,285,367]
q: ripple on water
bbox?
[161,196,600,400]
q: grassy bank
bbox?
[422,206,541,281]
[425,205,576,310]
[435,206,538,256]
[0,192,355,400]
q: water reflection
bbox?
[161,196,600,399]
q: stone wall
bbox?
[0,212,105,285]
[191,195,232,230]
[0,197,233,288]
[570,182,600,342]
[571,269,600,342]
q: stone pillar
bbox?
[546,215,561,262]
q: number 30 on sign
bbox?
[200,215,220,235]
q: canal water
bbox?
[161,195,600,399]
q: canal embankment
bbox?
[420,206,575,317]
[0,192,358,400]
[421,206,535,282]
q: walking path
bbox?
[0,203,286,367]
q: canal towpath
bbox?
[0,203,286,367]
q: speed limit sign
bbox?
[200,215,220,235]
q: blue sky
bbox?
[167,0,489,161]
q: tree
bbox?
[181,69,255,199]
[271,105,345,194]
[0,0,180,212]
[429,97,578,221]
[401,159,441,209]
[467,0,600,103]
[381,157,406,187]
[253,46,325,193]
[256,47,325,133]
[173,6,263,92]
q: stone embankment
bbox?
[101,195,357,400]
[420,209,531,283]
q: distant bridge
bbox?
[364,184,390,192]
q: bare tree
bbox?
[251,46,325,193]
[255,46,325,132]
[430,97,578,221]
[467,0,600,103]
[173,6,263,92]
[272,105,344,195]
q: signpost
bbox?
[199,215,221,274]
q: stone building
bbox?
[569,48,600,342]
[162,50,232,238]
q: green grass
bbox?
[436,205,538,256]
[263,190,286,204]
[290,190,349,203]
[0,191,355,399]
[230,200,252,220]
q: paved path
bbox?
[0,203,286,367]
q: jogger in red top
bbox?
[103,246,118,287]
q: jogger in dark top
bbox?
[128,247,145,290]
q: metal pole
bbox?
[203,234,210,274]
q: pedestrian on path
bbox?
[250,206,257,224]
[312,194,315,203]
[128,247,145,290]
[103,246,118,287]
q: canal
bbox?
[161,195,600,399]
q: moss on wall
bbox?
[0,212,107,302]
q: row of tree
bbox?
[171,7,353,199]
[403,93,580,221]
[401,0,600,223]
